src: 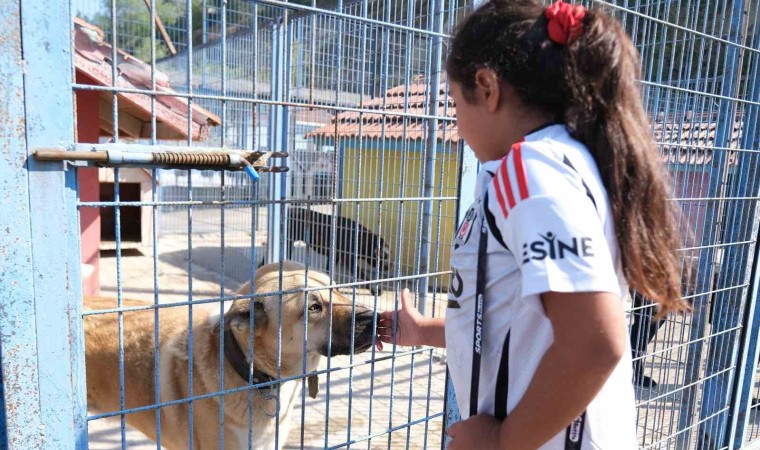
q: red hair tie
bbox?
[545,0,586,46]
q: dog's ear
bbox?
[217,300,268,333]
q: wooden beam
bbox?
[142,0,177,56]
[99,97,146,138]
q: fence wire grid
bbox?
[27,0,760,448]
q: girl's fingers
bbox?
[400,289,414,310]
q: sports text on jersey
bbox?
[521,232,594,264]
[474,293,484,354]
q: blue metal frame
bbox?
[417,0,446,314]
[268,18,290,264]
[0,0,85,448]
[701,21,760,442]
[732,238,760,448]
[676,1,748,446]
[728,21,760,448]
[0,3,42,448]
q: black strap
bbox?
[223,329,278,388]
[565,412,587,449]
[469,207,489,417]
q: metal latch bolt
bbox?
[34,144,289,183]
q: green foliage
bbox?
[86,0,325,60]
[90,0,185,60]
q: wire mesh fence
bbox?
[48,0,760,448]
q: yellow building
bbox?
[307,78,461,290]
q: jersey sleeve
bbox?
[485,141,620,298]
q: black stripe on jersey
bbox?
[561,156,597,212]
[484,174,509,251]
[494,330,511,421]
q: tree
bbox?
[89,0,186,60]
[85,0,321,61]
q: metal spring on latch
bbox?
[151,152,231,167]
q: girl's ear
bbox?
[474,67,501,113]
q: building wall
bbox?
[670,166,712,249]
[340,142,460,290]
[75,79,101,297]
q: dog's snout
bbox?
[325,304,376,356]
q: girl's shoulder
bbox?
[489,136,592,204]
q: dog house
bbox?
[73,17,220,295]
[306,76,460,284]
[97,168,155,250]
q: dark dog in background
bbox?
[287,207,391,295]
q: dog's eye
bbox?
[308,303,323,313]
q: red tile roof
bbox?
[653,115,744,166]
[74,17,221,141]
[305,76,459,143]
[308,76,746,167]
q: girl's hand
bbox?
[447,415,502,450]
[376,289,426,350]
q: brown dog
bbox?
[85,261,376,449]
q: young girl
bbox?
[376,1,688,448]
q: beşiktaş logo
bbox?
[521,232,594,264]
[454,205,477,249]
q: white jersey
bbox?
[445,124,638,449]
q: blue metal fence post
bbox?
[268,18,289,263]
[0,0,86,448]
[730,235,760,449]
[0,2,43,448]
[418,0,446,314]
[727,22,760,448]
[676,1,747,447]
[700,105,760,448]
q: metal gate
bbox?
[2,0,760,449]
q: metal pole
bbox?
[727,17,760,448]
[201,0,207,87]
[268,19,288,264]
[676,1,747,447]
[0,0,85,448]
[418,0,446,314]
[730,224,760,449]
